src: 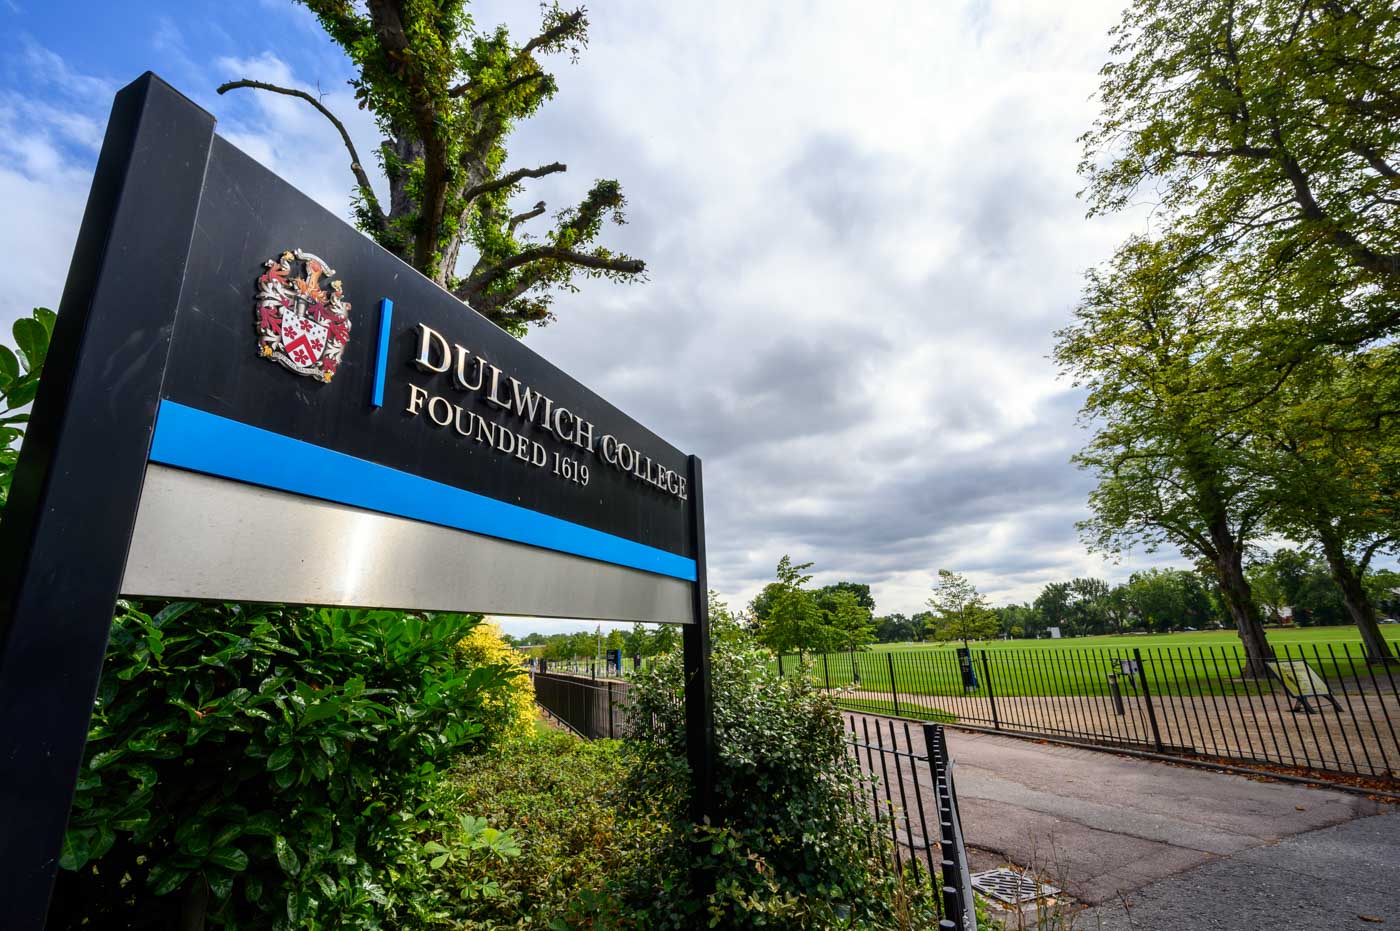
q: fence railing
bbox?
[785,641,1400,782]
[532,671,628,739]
[844,713,977,930]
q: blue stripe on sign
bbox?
[148,400,698,581]
[370,297,393,408]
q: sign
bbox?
[0,74,714,927]
[1266,660,1340,713]
[956,647,979,692]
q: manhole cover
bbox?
[969,867,1059,904]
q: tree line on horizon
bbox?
[510,548,1400,661]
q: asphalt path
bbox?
[916,726,1395,927]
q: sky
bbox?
[0,0,1202,635]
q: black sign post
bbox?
[0,73,714,927]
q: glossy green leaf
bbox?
[57,829,92,871]
[274,835,301,877]
[12,317,47,374]
[208,846,249,872]
[266,745,295,771]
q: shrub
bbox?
[443,728,673,928]
[456,622,535,743]
[622,604,938,929]
[51,603,523,930]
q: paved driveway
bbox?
[939,728,1397,927]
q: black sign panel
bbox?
[162,137,693,564]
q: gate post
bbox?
[1134,648,1165,752]
[887,652,901,718]
[980,651,999,730]
[607,681,615,739]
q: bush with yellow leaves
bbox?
[456,621,535,742]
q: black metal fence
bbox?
[844,713,977,930]
[783,641,1400,782]
[532,671,628,739]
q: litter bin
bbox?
[1108,672,1125,716]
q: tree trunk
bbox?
[1210,532,1273,677]
[1319,540,1396,665]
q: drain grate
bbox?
[969,867,1060,904]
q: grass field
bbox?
[774,625,1400,699]
[862,625,1400,653]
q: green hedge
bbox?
[51,602,523,930]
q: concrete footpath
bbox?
[939,728,1396,928]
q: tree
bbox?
[995,603,1044,640]
[1067,577,1117,635]
[648,624,679,657]
[815,582,876,616]
[1365,568,1400,618]
[219,2,644,335]
[925,570,999,646]
[873,613,921,643]
[752,556,822,655]
[748,582,782,625]
[1056,237,1275,674]
[1122,568,1223,632]
[1082,0,1400,347]
[1250,349,1400,661]
[1033,583,1074,637]
[821,590,876,652]
[1247,549,1350,627]
[622,622,652,658]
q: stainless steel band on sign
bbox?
[122,465,695,623]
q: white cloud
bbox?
[2,6,1204,624]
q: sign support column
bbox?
[682,454,715,826]
[0,75,216,927]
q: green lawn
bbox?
[774,625,1400,699]
[862,625,1400,653]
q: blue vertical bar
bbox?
[371,297,393,408]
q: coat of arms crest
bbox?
[254,249,351,382]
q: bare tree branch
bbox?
[217,79,386,229]
[520,9,586,58]
[508,202,547,234]
[461,162,566,205]
[456,246,644,299]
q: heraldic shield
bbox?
[254,249,352,383]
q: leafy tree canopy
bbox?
[925,570,999,645]
[1082,0,1400,345]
